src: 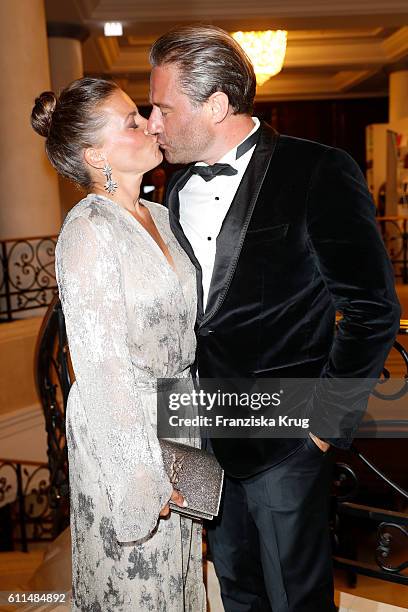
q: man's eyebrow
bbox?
[125,110,137,120]
[149,99,172,110]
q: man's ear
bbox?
[84,147,106,170]
[208,92,230,124]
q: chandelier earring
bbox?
[102,162,118,195]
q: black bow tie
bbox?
[189,163,238,182]
[188,127,259,182]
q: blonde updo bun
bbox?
[30,91,57,138]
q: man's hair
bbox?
[149,25,256,115]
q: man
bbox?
[148,25,400,612]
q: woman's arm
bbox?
[56,215,172,542]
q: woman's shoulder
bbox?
[61,194,119,233]
[57,194,118,250]
[63,194,118,225]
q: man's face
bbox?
[148,64,215,164]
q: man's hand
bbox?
[309,432,330,453]
[159,488,187,518]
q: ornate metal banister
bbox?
[0,458,52,552]
[349,445,408,499]
[34,296,71,539]
[0,235,58,322]
[331,335,408,584]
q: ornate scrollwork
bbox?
[0,235,58,320]
[0,460,53,547]
[0,475,12,504]
[372,341,408,401]
[376,522,408,573]
[0,462,18,507]
[332,462,359,501]
[23,466,51,518]
[0,245,5,295]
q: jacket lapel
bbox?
[167,169,205,320]
[201,123,279,326]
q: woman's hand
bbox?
[309,432,330,453]
[159,489,187,518]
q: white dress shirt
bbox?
[179,117,260,309]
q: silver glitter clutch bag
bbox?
[159,440,224,521]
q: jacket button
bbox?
[199,328,214,336]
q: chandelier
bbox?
[232,30,287,86]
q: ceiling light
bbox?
[104,22,123,37]
[232,30,287,86]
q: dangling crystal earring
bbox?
[102,163,118,195]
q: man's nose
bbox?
[147,107,162,135]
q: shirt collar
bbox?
[196,117,260,167]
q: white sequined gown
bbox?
[55,194,206,612]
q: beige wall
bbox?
[0,317,42,417]
[0,317,48,462]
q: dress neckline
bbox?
[88,193,178,276]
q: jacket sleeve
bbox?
[55,216,172,542]
[305,147,401,448]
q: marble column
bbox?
[47,23,89,217]
[0,0,61,239]
[47,22,89,93]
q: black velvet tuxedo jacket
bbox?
[165,121,401,478]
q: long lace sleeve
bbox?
[55,215,172,543]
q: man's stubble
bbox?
[163,115,215,165]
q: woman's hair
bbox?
[149,25,256,115]
[31,77,119,189]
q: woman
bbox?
[31,77,206,611]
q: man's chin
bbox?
[163,149,180,164]
[163,148,192,165]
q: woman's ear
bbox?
[84,147,106,170]
[208,92,230,124]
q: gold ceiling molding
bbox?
[382,26,408,61]
[48,0,408,102]
[73,0,408,22]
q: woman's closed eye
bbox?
[126,109,145,130]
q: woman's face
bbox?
[96,88,162,176]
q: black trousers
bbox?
[206,437,336,612]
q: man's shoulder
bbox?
[260,120,330,152]
[263,127,355,172]
[276,133,360,176]
[276,133,332,157]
